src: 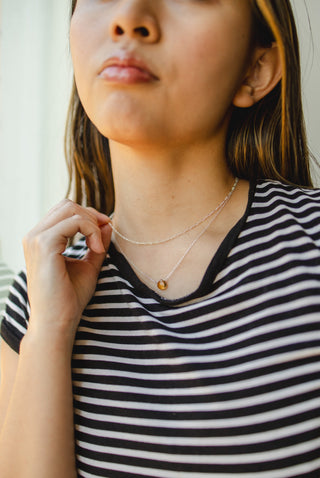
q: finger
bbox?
[46,201,110,229]
[38,215,108,255]
[86,207,111,226]
[83,223,112,273]
[100,223,113,250]
[30,200,110,236]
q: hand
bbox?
[22,200,112,343]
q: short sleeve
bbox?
[0,270,29,354]
[0,261,15,314]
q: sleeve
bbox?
[0,269,29,354]
[0,261,15,313]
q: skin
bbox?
[69,0,259,299]
[0,1,281,477]
[71,0,255,148]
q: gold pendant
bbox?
[157,279,168,291]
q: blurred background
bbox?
[0,0,320,277]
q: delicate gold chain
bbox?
[110,178,239,246]
[113,178,239,291]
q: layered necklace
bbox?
[110,177,239,291]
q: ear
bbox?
[233,43,282,108]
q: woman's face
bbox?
[70,0,254,149]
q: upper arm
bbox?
[0,339,19,433]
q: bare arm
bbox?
[0,200,111,478]
[0,335,77,478]
[0,341,19,433]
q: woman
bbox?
[1,1,320,477]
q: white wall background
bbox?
[0,1,320,273]
[293,0,320,180]
[0,1,72,272]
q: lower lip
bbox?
[99,66,156,84]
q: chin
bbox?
[96,122,162,149]
[90,95,164,143]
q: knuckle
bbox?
[63,199,77,212]
[59,198,73,207]
[86,207,96,214]
[23,229,37,245]
[23,231,43,253]
[32,233,44,249]
[85,207,99,223]
[49,198,72,213]
[71,213,83,222]
[63,198,72,203]
[63,200,88,219]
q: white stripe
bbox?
[239,210,320,243]
[5,295,27,319]
[76,436,320,465]
[76,417,320,447]
[74,385,320,417]
[255,182,320,198]
[251,194,320,211]
[220,244,320,285]
[77,456,320,478]
[73,362,320,396]
[255,183,320,197]
[74,396,320,430]
[212,271,320,311]
[72,331,320,367]
[91,289,124,297]
[2,308,27,335]
[246,204,320,228]
[6,286,28,312]
[75,313,320,351]
[73,347,320,382]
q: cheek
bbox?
[70,18,87,89]
[166,29,251,135]
[70,14,101,100]
[174,37,238,106]
[192,30,250,97]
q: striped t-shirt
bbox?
[1,180,320,478]
[0,262,14,316]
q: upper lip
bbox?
[99,54,159,80]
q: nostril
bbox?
[134,26,149,37]
[115,25,125,35]
[113,25,151,38]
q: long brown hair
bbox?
[65,0,312,214]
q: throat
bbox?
[110,178,239,246]
[110,179,249,300]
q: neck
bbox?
[109,140,235,241]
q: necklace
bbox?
[113,177,239,291]
[110,177,239,246]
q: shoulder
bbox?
[251,180,320,223]
[253,180,320,207]
[240,179,320,248]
